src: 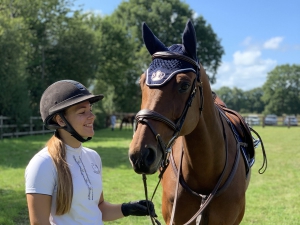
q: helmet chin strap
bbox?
[58,112,92,143]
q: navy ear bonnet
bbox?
[143,19,199,87]
[146,44,197,87]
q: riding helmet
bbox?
[40,80,104,130]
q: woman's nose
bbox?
[88,111,96,119]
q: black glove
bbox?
[121,200,156,217]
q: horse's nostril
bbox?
[145,147,156,166]
[129,146,158,174]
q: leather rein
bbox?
[136,52,239,225]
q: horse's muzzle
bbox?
[129,146,161,174]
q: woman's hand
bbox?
[121,200,156,217]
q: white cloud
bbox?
[233,50,261,66]
[212,49,277,91]
[263,37,284,49]
[241,36,252,46]
[192,12,198,19]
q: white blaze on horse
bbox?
[129,20,267,225]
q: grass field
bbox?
[0,126,299,225]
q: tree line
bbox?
[0,0,299,128]
[0,0,224,127]
[214,64,300,116]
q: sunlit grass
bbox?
[0,126,299,224]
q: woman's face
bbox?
[64,101,96,138]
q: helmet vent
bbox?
[75,83,85,90]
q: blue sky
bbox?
[74,0,300,90]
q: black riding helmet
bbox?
[40,80,104,142]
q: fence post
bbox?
[30,117,33,135]
[16,127,19,138]
[0,116,3,140]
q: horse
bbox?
[120,114,135,130]
[128,20,266,225]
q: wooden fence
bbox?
[0,116,52,139]
[1,113,298,140]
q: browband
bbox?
[152,51,200,70]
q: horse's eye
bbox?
[179,83,190,93]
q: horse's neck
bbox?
[180,77,227,191]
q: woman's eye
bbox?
[179,83,190,93]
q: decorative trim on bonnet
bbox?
[146,68,196,87]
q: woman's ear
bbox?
[54,114,65,127]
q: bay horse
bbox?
[120,114,135,130]
[129,20,266,225]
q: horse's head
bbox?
[129,20,203,174]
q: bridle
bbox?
[135,51,203,169]
[135,52,265,225]
[135,51,204,225]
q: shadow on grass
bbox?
[93,147,132,169]
[0,188,29,225]
[0,128,134,169]
[0,134,52,168]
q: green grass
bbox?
[241,126,300,225]
[0,126,299,224]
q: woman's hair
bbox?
[47,132,73,215]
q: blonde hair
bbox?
[47,133,73,215]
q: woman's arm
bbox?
[98,192,156,221]
[98,192,124,221]
[26,193,52,225]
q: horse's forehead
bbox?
[145,58,196,87]
[145,44,196,87]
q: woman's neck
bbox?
[58,129,82,148]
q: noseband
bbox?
[135,51,204,169]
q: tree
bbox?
[0,3,31,123]
[0,0,225,125]
[244,88,264,113]
[21,0,91,114]
[214,86,234,109]
[231,87,245,112]
[214,86,265,113]
[85,15,141,113]
[111,0,224,83]
[262,64,300,116]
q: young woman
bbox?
[25,80,155,225]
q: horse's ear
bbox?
[142,22,168,55]
[182,20,198,61]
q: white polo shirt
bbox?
[25,144,103,225]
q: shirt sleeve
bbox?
[25,152,57,195]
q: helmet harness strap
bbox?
[57,112,92,143]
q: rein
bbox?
[168,108,233,224]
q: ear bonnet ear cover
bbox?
[142,20,198,87]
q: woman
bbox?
[25,80,155,224]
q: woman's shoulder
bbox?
[25,147,57,194]
[82,146,101,159]
[27,147,53,168]
[33,147,51,158]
